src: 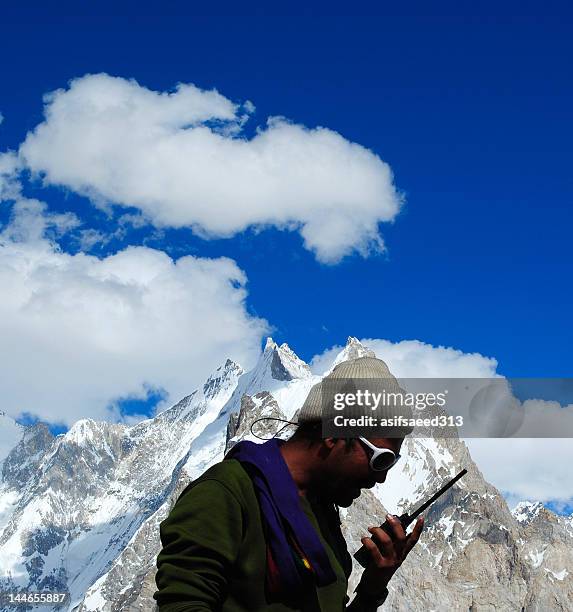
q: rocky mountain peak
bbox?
[67,418,97,445]
[11,422,54,455]
[2,337,572,611]
[225,391,286,453]
[329,336,377,369]
[157,359,243,424]
[2,422,55,489]
[264,336,277,351]
[513,501,545,524]
[65,418,125,449]
[203,358,243,399]
[254,337,311,382]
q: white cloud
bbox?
[311,338,573,507]
[466,438,573,505]
[0,200,268,426]
[2,198,80,242]
[19,73,402,263]
[310,337,498,377]
[0,151,21,201]
[73,214,152,252]
[77,228,112,251]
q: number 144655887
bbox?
[1,592,69,606]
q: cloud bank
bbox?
[19,74,402,263]
[311,337,499,377]
[0,199,268,426]
[466,437,573,506]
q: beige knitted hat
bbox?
[298,356,413,424]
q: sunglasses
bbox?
[358,437,401,472]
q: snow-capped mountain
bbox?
[0,338,571,611]
[0,357,243,611]
[513,501,545,524]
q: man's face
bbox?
[321,437,404,507]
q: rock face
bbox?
[225,391,287,453]
[0,337,571,611]
[512,503,573,611]
[0,357,243,611]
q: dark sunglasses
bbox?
[358,437,401,472]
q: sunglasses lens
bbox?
[372,451,398,471]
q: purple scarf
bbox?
[226,438,336,600]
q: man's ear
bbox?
[323,437,339,450]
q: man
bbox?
[154,356,423,611]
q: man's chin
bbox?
[334,488,361,507]
[336,498,353,508]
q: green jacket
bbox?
[154,459,352,611]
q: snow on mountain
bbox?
[0,336,572,611]
[512,501,545,524]
[376,437,458,516]
[235,337,312,392]
[76,339,315,611]
[0,357,243,611]
[182,338,316,481]
[329,336,376,370]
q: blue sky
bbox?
[1,4,571,419]
[0,1,572,513]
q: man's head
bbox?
[284,355,413,506]
[286,424,404,506]
[296,356,414,436]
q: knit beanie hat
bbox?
[297,356,414,436]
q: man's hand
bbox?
[357,514,424,599]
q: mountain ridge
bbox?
[0,337,571,611]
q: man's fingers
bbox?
[367,525,392,552]
[361,535,385,564]
[366,515,415,566]
[385,515,407,544]
[404,517,424,556]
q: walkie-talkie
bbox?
[354,468,467,567]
